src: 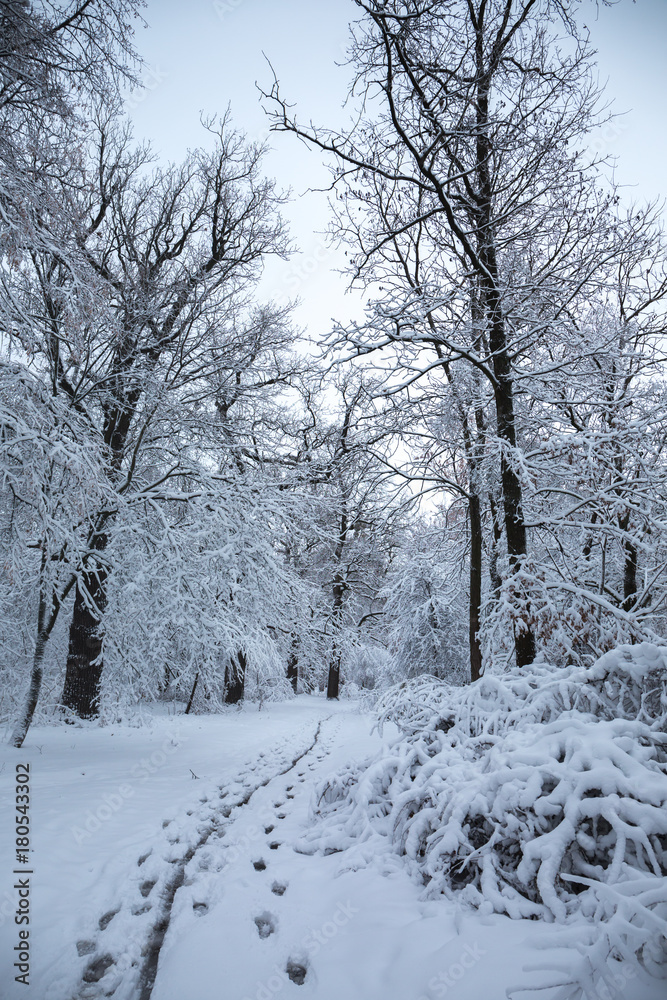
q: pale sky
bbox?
[127,0,667,339]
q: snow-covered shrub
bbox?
[376,643,667,737]
[375,673,454,734]
[302,643,667,992]
[306,715,667,919]
[509,873,667,998]
[574,643,667,729]
[397,717,666,920]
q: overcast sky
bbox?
[127,0,667,339]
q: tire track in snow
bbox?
[70,717,330,1000]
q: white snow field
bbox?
[0,695,663,1000]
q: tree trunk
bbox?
[622,538,638,614]
[469,493,483,682]
[61,377,144,717]
[11,632,48,748]
[12,553,76,745]
[185,673,199,714]
[326,657,340,700]
[327,570,345,700]
[475,60,535,668]
[287,651,298,694]
[493,360,536,667]
[488,492,503,600]
[61,570,108,719]
[224,650,246,704]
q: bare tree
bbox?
[263,0,660,667]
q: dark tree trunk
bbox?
[327,570,345,700]
[60,369,145,717]
[224,650,246,704]
[474,58,535,668]
[622,539,638,614]
[469,493,483,682]
[185,673,199,714]
[494,359,536,667]
[287,652,298,694]
[326,658,340,700]
[61,569,108,719]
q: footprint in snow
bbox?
[83,954,115,984]
[253,859,267,871]
[140,880,156,897]
[98,910,117,931]
[271,882,287,896]
[193,902,208,915]
[264,825,274,834]
[137,852,151,866]
[269,841,281,850]
[286,959,308,985]
[254,912,276,939]
[276,813,286,819]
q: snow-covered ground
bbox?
[0,696,662,1000]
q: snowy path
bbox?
[2,697,662,1000]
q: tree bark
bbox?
[224,650,246,704]
[185,673,199,714]
[468,493,483,682]
[61,567,108,719]
[287,651,298,694]
[11,632,48,748]
[474,52,535,668]
[488,492,504,601]
[327,568,346,700]
[326,657,340,700]
[622,539,638,614]
[12,547,76,746]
